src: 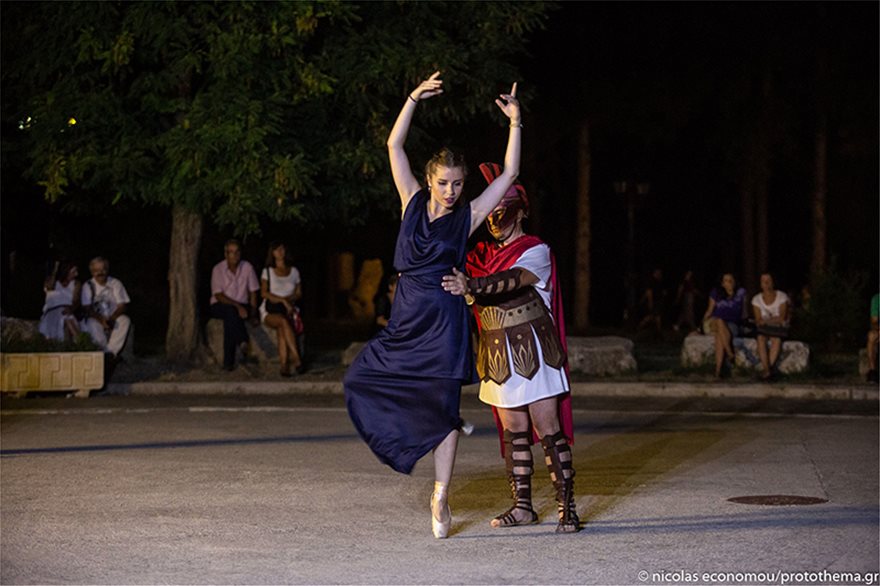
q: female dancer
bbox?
[344,71,521,539]
[259,242,304,377]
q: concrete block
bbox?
[205,319,280,365]
[858,349,869,376]
[566,336,637,375]
[342,341,366,366]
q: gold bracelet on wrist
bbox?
[510,121,522,128]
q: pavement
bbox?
[1,393,878,585]
[103,379,880,402]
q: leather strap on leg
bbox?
[541,431,581,533]
[493,429,538,527]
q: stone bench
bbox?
[566,336,637,375]
[342,335,638,376]
[681,334,810,374]
[205,319,283,365]
[858,349,872,377]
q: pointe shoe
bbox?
[431,485,451,539]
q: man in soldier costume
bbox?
[442,163,580,533]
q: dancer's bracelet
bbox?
[408,95,418,104]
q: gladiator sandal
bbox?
[541,431,581,533]
[491,430,539,528]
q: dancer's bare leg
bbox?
[431,429,459,529]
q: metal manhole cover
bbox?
[727,495,828,506]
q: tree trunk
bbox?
[740,65,775,293]
[165,204,203,361]
[811,112,827,278]
[573,120,591,331]
[811,25,829,280]
[740,171,756,293]
[755,67,773,277]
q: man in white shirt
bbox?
[80,256,132,357]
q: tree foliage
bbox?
[2,1,549,235]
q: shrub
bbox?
[792,262,868,352]
[0,330,100,353]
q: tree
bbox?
[810,4,829,281]
[2,1,549,360]
[573,120,591,331]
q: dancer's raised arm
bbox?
[387,71,444,214]
[468,82,521,235]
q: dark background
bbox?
[2,2,877,352]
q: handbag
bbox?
[290,307,304,336]
[265,300,287,315]
[756,323,789,338]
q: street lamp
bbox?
[613,180,650,327]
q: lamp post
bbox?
[613,180,651,328]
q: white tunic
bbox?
[478,243,571,408]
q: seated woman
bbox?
[259,242,303,377]
[702,273,747,378]
[752,272,790,381]
[38,260,82,342]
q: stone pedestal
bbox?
[566,336,637,375]
[681,334,810,374]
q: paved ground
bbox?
[1,394,877,585]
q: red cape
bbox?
[467,236,575,457]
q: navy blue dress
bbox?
[345,189,475,474]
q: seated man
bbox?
[210,239,259,371]
[80,256,131,357]
[867,293,879,383]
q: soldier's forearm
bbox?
[467,269,523,296]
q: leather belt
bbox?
[479,300,544,331]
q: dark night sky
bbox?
[2,2,877,344]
